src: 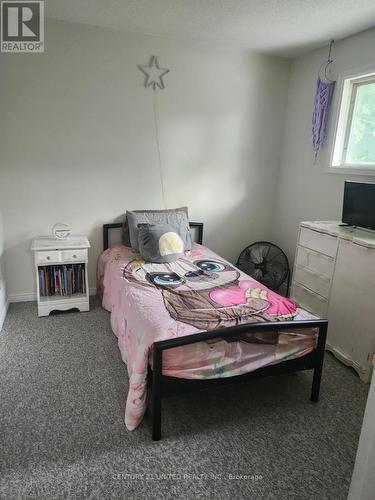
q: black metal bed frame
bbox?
[103,222,328,441]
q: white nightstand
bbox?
[31,235,90,317]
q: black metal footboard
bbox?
[149,319,328,441]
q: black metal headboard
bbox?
[103,222,203,251]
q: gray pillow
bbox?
[138,224,185,263]
[126,207,192,251]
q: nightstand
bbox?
[31,235,90,317]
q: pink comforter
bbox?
[98,244,317,430]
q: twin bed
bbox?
[98,222,328,440]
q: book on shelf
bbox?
[38,264,86,297]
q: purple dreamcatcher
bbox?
[312,40,335,159]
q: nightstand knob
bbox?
[73,254,77,259]
[46,256,50,260]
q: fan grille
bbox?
[236,241,289,291]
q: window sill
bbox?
[326,165,375,177]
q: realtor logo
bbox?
[1,0,44,52]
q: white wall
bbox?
[0,20,291,300]
[0,206,7,330]
[348,369,375,500]
[272,28,375,261]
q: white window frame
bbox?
[330,66,375,175]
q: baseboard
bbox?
[0,298,9,331]
[9,292,36,303]
[8,288,98,303]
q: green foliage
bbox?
[347,82,375,164]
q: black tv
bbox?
[342,181,375,230]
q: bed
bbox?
[99,222,328,440]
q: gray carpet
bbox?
[0,298,369,500]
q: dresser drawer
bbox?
[293,265,331,298]
[299,227,338,258]
[291,282,328,318]
[296,245,334,279]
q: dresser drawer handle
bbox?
[46,256,50,260]
[72,254,77,259]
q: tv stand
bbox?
[290,221,375,382]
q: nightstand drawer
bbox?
[62,249,87,263]
[299,227,338,258]
[35,250,62,265]
[35,249,87,265]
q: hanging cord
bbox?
[319,39,335,83]
[327,39,334,61]
[152,90,167,209]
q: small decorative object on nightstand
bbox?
[31,235,90,317]
[52,222,71,240]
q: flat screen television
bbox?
[342,181,375,231]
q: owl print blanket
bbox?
[98,244,317,430]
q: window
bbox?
[332,72,375,170]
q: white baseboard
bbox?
[8,288,97,304]
[9,292,36,303]
[0,299,9,331]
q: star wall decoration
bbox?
[138,55,170,90]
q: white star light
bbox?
[138,55,170,90]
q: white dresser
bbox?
[291,221,375,382]
[31,236,90,317]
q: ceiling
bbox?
[45,0,375,57]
